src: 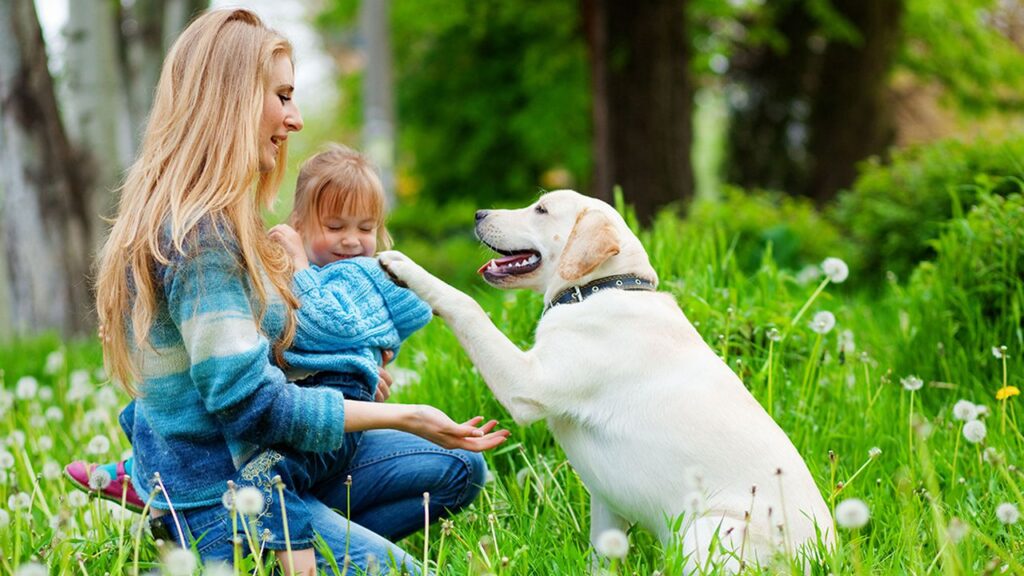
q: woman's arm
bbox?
[343,400,510,452]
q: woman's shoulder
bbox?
[157,214,241,261]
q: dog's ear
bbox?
[558,208,621,281]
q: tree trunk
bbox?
[361,0,397,208]
[726,0,818,194]
[0,0,96,336]
[807,0,903,203]
[584,0,694,224]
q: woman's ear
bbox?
[557,209,621,282]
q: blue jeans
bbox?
[167,430,487,573]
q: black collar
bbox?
[544,274,657,315]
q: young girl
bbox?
[80,10,507,574]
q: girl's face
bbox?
[307,212,379,266]
[259,55,303,173]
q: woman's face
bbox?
[259,55,303,173]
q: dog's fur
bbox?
[380,190,833,571]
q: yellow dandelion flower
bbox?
[996,386,1020,401]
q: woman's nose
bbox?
[286,105,303,132]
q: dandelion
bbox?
[45,406,63,422]
[594,528,629,559]
[835,498,870,529]
[14,562,47,576]
[992,346,1007,359]
[976,404,990,418]
[983,447,1002,464]
[203,562,234,576]
[221,489,235,511]
[868,447,882,459]
[42,461,61,480]
[95,386,119,408]
[767,327,782,342]
[234,486,264,516]
[8,493,30,511]
[67,371,92,402]
[996,503,1020,525]
[29,415,46,429]
[796,265,821,285]
[821,257,849,283]
[37,436,53,452]
[89,468,112,491]
[901,375,923,391]
[38,386,53,402]
[0,450,14,470]
[810,311,836,334]
[15,376,38,400]
[163,547,199,576]
[87,434,110,455]
[44,349,64,374]
[947,518,967,543]
[963,420,987,444]
[838,329,856,354]
[67,491,88,508]
[0,508,9,528]
[952,400,978,422]
[0,391,12,415]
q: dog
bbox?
[379,190,833,571]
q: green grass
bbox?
[0,207,1021,575]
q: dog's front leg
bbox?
[379,250,550,424]
[590,496,631,572]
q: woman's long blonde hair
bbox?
[95,9,298,395]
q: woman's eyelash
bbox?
[279,94,291,103]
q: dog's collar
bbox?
[544,274,656,314]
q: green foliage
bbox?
[901,193,1024,382]
[317,0,591,205]
[684,186,851,276]
[901,0,1024,113]
[832,135,1024,283]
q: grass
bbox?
[0,205,1021,575]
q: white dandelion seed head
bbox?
[8,492,30,511]
[67,491,88,508]
[810,311,836,335]
[963,420,987,444]
[67,371,93,402]
[992,346,1007,359]
[975,404,990,418]
[822,257,849,283]
[221,489,235,511]
[203,562,234,576]
[6,431,25,448]
[868,447,882,459]
[901,375,924,391]
[37,436,53,452]
[95,386,120,408]
[29,415,46,430]
[983,447,1002,464]
[233,486,265,516]
[953,400,978,422]
[0,391,13,415]
[838,329,856,354]
[83,409,109,428]
[15,376,38,400]
[88,468,112,491]
[947,518,968,543]
[38,386,53,403]
[163,547,199,576]
[0,470,7,485]
[996,502,1020,525]
[766,327,782,342]
[0,508,9,528]
[87,435,110,456]
[44,350,64,375]
[594,528,629,559]
[796,265,821,285]
[835,498,870,529]
[45,406,63,422]
[14,562,47,576]
[0,450,15,470]
[42,461,61,481]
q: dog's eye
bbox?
[534,205,547,215]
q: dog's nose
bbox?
[475,210,489,223]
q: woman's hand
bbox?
[403,405,510,452]
[269,224,309,270]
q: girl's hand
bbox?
[403,405,510,452]
[269,224,309,270]
[375,365,393,402]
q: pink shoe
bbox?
[64,460,145,513]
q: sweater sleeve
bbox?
[360,258,434,341]
[291,264,397,351]
[163,230,346,452]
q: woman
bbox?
[94,9,507,574]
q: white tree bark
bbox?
[0,0,95,337]
[360,0,397,208]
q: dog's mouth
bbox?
[477,243,542,280]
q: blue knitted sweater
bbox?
[119,220,429,510]
[285,257,433,387]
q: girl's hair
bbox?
[289,143,393,250]
[95,9,299,395]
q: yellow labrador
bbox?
[379,190,832,570]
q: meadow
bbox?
[0,190,1021,575]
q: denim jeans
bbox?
[166,430,487,574]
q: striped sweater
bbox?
[120,219,429,509]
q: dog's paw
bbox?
[378,250,435,292]
[378,250,413,287]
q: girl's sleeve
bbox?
[290,265,394,351]
[163,234,347,452]
[360,259,434,341]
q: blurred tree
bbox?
[583,0,695,223]
[0,0,95,336]
[0,0,206,339]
